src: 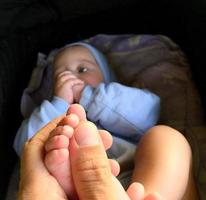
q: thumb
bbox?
[21,115,65,171]
[70,121,117,200]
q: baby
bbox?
[14,42,198,199]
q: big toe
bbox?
[67,104,86,121]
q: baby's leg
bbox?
[44,104,86,199]
[131,125,199,200]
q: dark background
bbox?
[1,0,206,198]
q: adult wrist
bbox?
[18,190,44,200]
[18,190,65,200]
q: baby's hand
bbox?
[73,83,85,103]
[54,71,84,104]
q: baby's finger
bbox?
[55,73,78,83]
[55,77,84,89]
[55,71,84,87]
[55,70,75,80]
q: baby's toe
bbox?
[45,134,69,152]
[60,114,79,128]
[45,148,69,171]
[67,104,87,121]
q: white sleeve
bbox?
[80,83,160,142]
[13,96,69,156]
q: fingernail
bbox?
[75,122,99,146]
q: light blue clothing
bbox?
[20,42,116,119]
[14,82,160,156]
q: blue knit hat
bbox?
[61,42,116,83]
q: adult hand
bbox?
[18,115,67,200]
[18,103,142,200]
[18,109,118,200]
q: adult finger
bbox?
[70,121,117,200]
[21,115,65,171]
[19,115,67,200]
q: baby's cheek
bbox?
[86,77,103,88]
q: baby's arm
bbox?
[80,83,160,142]
[13,97,69,156]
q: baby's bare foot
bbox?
[44,104,87,199]
[44,120,77,199]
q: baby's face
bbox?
[53,46,104,87]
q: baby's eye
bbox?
[78,67,88,73]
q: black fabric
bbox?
[0,0,137,39]
[0,34,37,199]
[0,0,206,198]
[183,1,206,115]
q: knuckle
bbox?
[77,157,110,182]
